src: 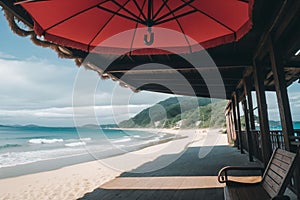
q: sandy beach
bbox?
[0,128,227,200]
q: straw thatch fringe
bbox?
[3,9,33,37]
[2,7,139,92]
[75,58,83,67]
[3,8,82,64]
[30,34,52,48]
[83,62,139,92]
[30,34,85,65]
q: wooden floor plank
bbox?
[78,145,266,200]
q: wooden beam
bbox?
[268,38,294,152]
[253,0,289,61]
[272,0,300,43]
[107,65,248,73]
[109,54,252,71]
[234,92,244,154]
[229,109,236,144]
[133,82,237,87]
[230,102,237,145]
[225,111,232,144]
[224,101,232,116]
[235,67,253,91]
[119,77,240,86]
[245,77,256,130]
[138,88,217,98]
[232,95,239,148]
[243,82,254,162]
[283,24,300,61]
[253,61,272,166]
[123,77,241,82]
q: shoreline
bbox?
[0,128,188,179]
[0,128,226,200]
[112,127,215,136]
[0,131,188,179]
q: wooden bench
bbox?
[218,148,298,200]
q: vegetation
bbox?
[119,97,228,129]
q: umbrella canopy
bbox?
[16,0,254,55]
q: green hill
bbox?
[119,97,228,129]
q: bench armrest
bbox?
[218,166,264,183]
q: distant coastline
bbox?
[0,126,185,178]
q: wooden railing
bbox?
[240,129,300,161]
[269,130,286,150]
[240,129,300,197]
[290,129,300,148]
[250,130,263,161]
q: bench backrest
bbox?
[261,148,297,198]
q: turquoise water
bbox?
[0,126,173,169]
[293,122,300,129]
[269,122,300,130]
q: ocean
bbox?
[0,126,174,178]
[269,122,300,130]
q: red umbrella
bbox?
[15,0,254,55]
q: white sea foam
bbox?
[66,138,92,142]
[80,138,91,141]
[146,137,161,143]
[28,138,64,144]
[0,130,173,169]
[65,142,86,147]
[0,148,87,168]
[111,138,132,143]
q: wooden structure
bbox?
[79,143,260,200]
[0,0,300,198]
[218,148,298,200]
[1,1,298,98]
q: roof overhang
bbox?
[1,0,299,99]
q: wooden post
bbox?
[225,114,229,142]
[268,38,294,152]
[232,95,240,149]
[243,81,254,161]
[230,109,236,142]
[296,155,300,200]
[230,105,237,143]
[253,61,272,166]
[245,78,256,130]
[235,93,244,154]
[269,38,300,200]
[225,108,232,144]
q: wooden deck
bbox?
[95,176,224,199]
[79,145,263,200]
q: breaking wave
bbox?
[28,138,64,144]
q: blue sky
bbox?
[0,11,172,126]
[0,10,299,126]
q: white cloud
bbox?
[0,57,172,126]
[0,104,148,119]
[0,57,76,109]
[0,51,17,59]
[0,104,151,126]
[250,88,300,121]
